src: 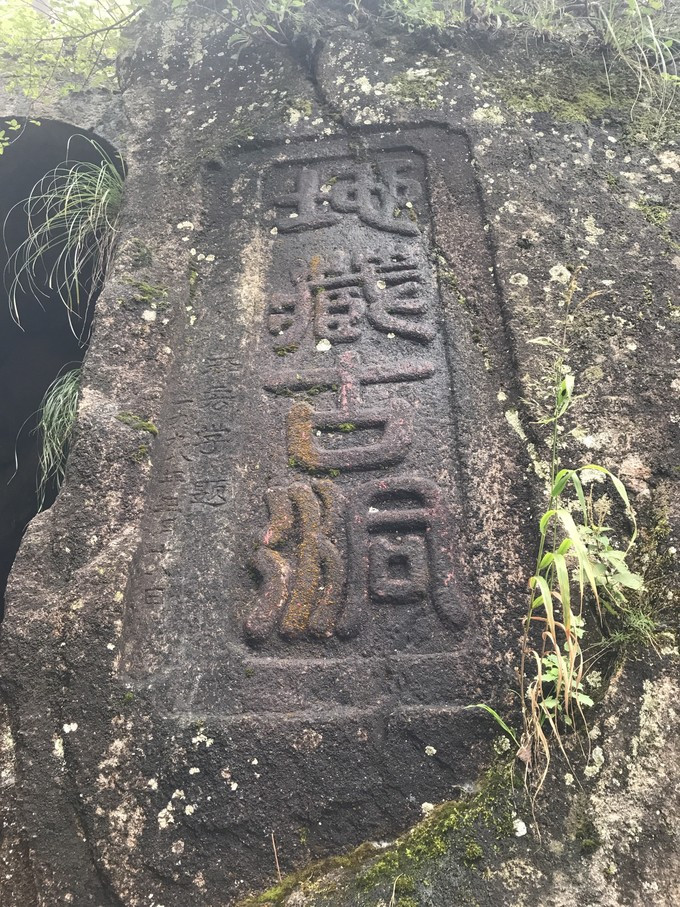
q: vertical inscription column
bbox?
[242,151,468,649]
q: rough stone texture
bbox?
[0,8,678,907]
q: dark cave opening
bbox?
[0,119,124,617]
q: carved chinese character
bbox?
[203,384,238,414]
[362,253,435,343]
[272,160,423,236]
[197,427,231,455]
[312,260,365,344]
[266,251,435,350]
[272,168,342,232]
[190,478,230,507]
[264,352,435,471]
[337,478,468,637]
[267,287,312,351]
[245,480,346,642]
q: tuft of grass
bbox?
[35,367,82,511]
[470,269,646,809]
[3,136,125,341]
[516,273,643,801]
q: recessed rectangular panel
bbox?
[122,130,479,719]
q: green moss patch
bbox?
[239,762,517,906]
[116,412,158,436]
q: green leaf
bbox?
[552,551,571,616]
[567,470,588,522]
[556,538,573,556]
[528,336,558,346]
[552,468,572,498]
[610,570,644,590]
[463,704,520,748]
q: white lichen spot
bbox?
[63,722,78,734]
[316,338,332,352]
[191,731,214,748]
[185,804,196,815]
[158,803,175,829]
[172,839,185,854]
[549,264,572,284]
[142,309,157,323]
[148,778,158,790]
[493,735,511,754]
[505,409,550,483]
[292,728,323,752]
[580,468,606,485]
[586,671,603,689]
[270,227,278,236]
[230,781,239,791]
[172,789,185,800]
[176,221,194,231]
[470,106,505,125]
[657,150,680,172]
[421,802,435,816]
[52,736,65,761]
[513,818,528,837]
[564,772,575,786]
[193,871,206,890]
[510,273,529,287]
[584,745,605,778]
[424,745,437,757]
[189,767,200,775]
[584,214,605,245]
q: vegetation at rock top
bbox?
[0,0,677,99]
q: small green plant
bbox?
[590,0,679,106]
[212,0,319,56]
[470,269,645,802]
[0,0,142,99]
[380,0,466,29]
[4,136,125,340]
[34,367,82,510]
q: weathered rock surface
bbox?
[0,6,678,906]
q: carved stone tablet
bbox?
[118,128,509,892]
